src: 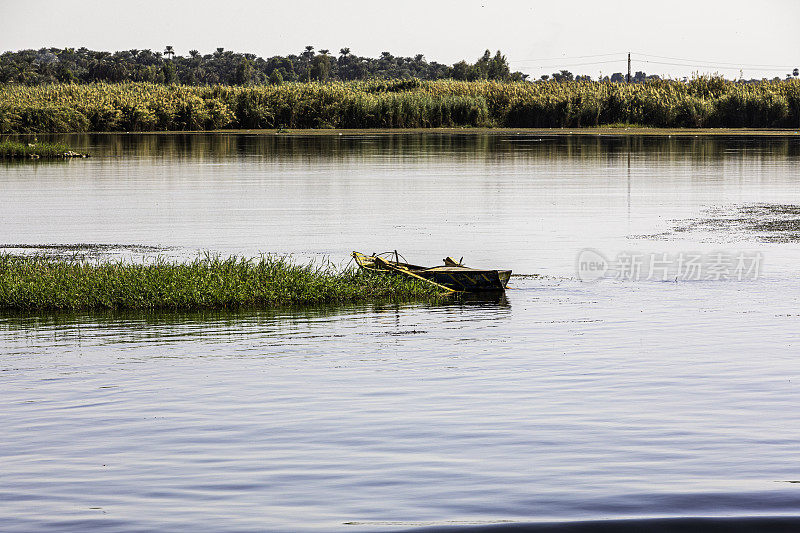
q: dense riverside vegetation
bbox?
[0,255,443,310]
[1,77,799,132]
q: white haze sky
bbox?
[2,0,798,79]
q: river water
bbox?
[2,133,800,532]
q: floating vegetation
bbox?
[0,243,171,260]
[641,204,800,243]
[0,254,446,311]
[0,78,798,133]
[0,140,88,158]
[0,243,167,252]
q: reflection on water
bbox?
[0,294,511,360]
[13,131,800,163]
[0,294,510,345]
[3,133,800,532]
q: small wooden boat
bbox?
[352,251,511,292]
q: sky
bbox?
[2,0,798,80]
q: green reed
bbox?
[1,78,798,133]
[0,254,444,311]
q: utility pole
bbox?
[626,52,631,83]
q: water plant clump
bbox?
[639,204,800,243]
[0,254,445,311]
[0,140,87,158]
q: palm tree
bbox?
[302,46,315,82]
[189,50,199,58]
[339,47,350,57]
[164,45,174,60]
[319,49,329,56]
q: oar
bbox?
[375,257,458,294]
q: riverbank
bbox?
[0,254,444,311]
[9,128,799,140]
[191,127,800,136]
[1,79,798,133]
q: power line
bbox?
[514,52,797,75]
[631,52,796,69]
[514,59,627,68]
[514,52,796,72]
[514,52,625,63]
[636,59,793,72]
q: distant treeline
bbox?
[1,78,798,133]
[0,47,529,85]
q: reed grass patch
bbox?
[0,140,85,158]
[0,254,445,311]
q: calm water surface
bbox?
[2,134,800,532]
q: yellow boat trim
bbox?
[353,252,458,294]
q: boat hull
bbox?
[418,269,511,291]
[352,252,511,292]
